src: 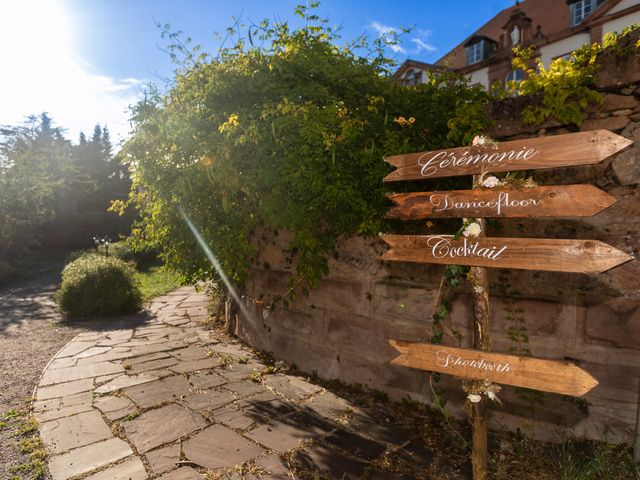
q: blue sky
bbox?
[0,0,513,144]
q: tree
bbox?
[0,114,73,268]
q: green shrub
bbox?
[55,254,142,318]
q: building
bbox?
[394,0,640,89]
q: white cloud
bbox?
[411,38,437,53]
[370,20,396,36]
[368,20,408,54]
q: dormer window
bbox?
[467,41,484,65]
[405,69,423,86]
[510,25,521,45]
[569,0,603,27]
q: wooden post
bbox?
[635,376,640,463]
[469,176,490,480]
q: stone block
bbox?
[585,298,640,349]
[325,312,382,351]
[37,378,94,400]
[146,443,181,474]
[265,307,322,336]
[582,115,630,132]
[306,277,371,317]
[372,281,437,322]
[124,404,206,453]
[597,93,637,112]
[123,375,193,409]
[612,147,640,185]
[184,424,264,469]
[48,438,132,480]
[83,457,147,480]
[40,410,112,454]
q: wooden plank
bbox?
[389,340,598,397]
[386,184,617,219]
[384,130,632,182]
[380,234,633,273]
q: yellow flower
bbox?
[408,117,415,124]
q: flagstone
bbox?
[39,361,124,386]
[55,341,95,358]
[146,443,181,474]
[76,346,112,359]
[170,346,210,362]
[169,358,221,374]
[188,370,228,389]
[77,348,135,365]
[180,389,236,412]
[125,351,171,365]
[183,424,264,470]
[94,395,137,421]
[40,410,113,454]
[157,466,203,479]
[37,378,94,400]
[124,375,193,408]
[33,392,93,423]
[83,456,147,480]
[48,438,132,480]
[94,373,159,394]
[212,405,255,430]
[223,380,266,398]
[245,412,333,452]
[129,357,180,374]
[123,404,206,453]
[47,356,77,370]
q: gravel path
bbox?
[0,262,82,479]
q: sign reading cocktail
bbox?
[380,234,632,273]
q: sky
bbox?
[0,0,513,146]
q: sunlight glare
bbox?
[0,0,72,60]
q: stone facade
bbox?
[235,49,640,442]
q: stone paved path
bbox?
[34,287,440,480]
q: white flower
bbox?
[468,394,482,403]
[482,176,500,188]
[487,391,496,401]
[473,285,484,294]
[472,135,487,146]
[463,222,482,238]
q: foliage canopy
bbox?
[118,4,490,294]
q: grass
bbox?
[134,263,183,301]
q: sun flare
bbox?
[0,0,72,60]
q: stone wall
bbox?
[234,46,640,442]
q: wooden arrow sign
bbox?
[386,184,617,219]
[380,234,633,273]
[384,130,632,182]
[389,340,598,397]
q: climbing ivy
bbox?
[115,3,491,294]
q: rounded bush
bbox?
[56,254,142,319]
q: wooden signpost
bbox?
[380,235,632,273]
[380,129,634,480]
[389,340,598,397]
[384,129,632,181]
[386,184,617,219]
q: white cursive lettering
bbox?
[417,147,538,177]
[429,192,541,215]
[426,236,508,261]
[436,349,512,373]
